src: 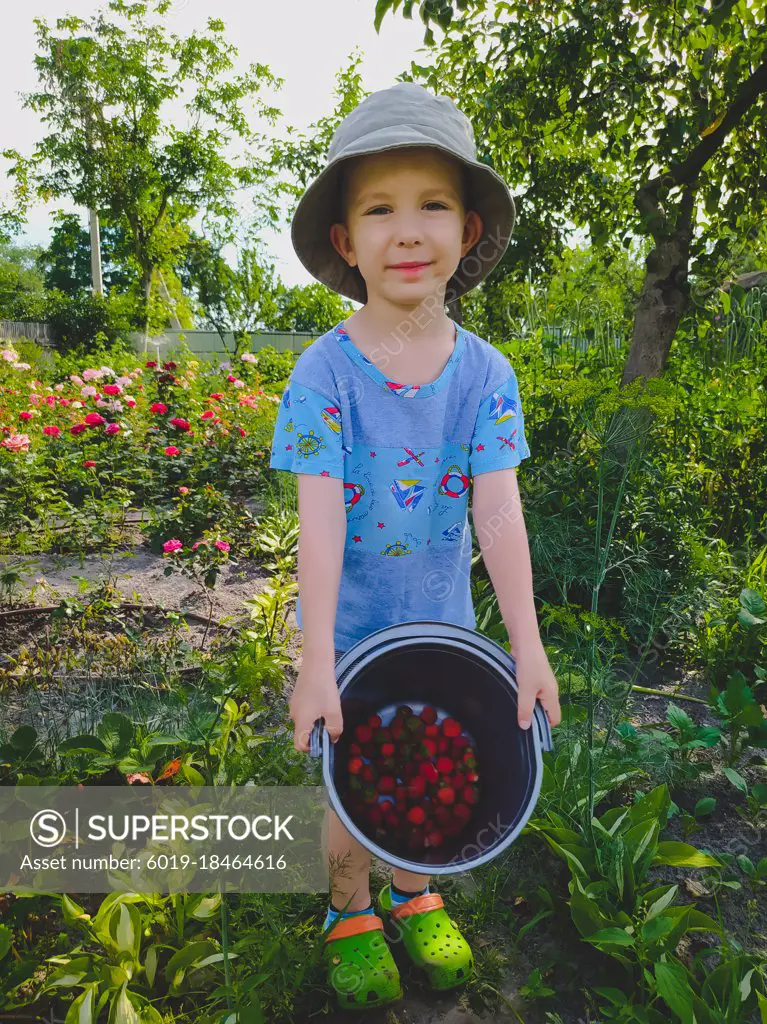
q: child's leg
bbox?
[391,868,431,894]
[323,803,373,912]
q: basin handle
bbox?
[309,717,325,758]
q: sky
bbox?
[0,0,433,290]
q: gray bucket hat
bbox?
[290,82,516,305]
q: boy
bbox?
[269,82,561,1009]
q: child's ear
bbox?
[329,222,357,268]
[462,210,484,256]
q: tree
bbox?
[273,282,355,333]
[373,0,767,385]
[35,211,134,295]
[1,0,287,331]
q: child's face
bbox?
[329,147,483,309]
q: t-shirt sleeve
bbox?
[269,378,344,478]
[469,366,531,476]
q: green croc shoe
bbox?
[377,885,474,991]
[322,912,403,1010]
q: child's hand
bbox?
[289,654,344,752]
[514,640,561,731]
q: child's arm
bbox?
[472,467,561,731]
[287,473,347,752]
[296,473,346,659]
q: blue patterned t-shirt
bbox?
[269,319,531,650]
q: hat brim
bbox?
[291,141,516,306]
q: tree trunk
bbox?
[620,227,692,388]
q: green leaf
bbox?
[58,735,108,755]
[144,944,159,987]
[65,983,98,1024]
[756,989,767,1023]
[641,914,676,943]
[644,884,678,921]
[0,924,11,960]
[164,940,218,990]
[654,842,721,868]
[589,927,635,947]
[694,796,716,817]
[723,767,748,793]
[655,961,695,1023]
[108,984,140,1024]
[97,713,134,755]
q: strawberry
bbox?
[442,717,461,738]
[419,762,439,784]
[422,737,438,758]
[381,742,395,757]
[420,704,438,725]
[437,786,455,805]
[361,743,375,758]
[355,724,373,744]
[408,775,427,799]
[424,723,439,737]
[367,805,383,826]
[425,828,444,848]
[362,764,374,782]
[367,713,382,730]
[349,742,362,755]
[452,734,470,751]
[348,757,364,775]
[407,805,426,825]
[378,775,396,794]
[453,802,472,823]
[436,756,454,775]
[437,736,450,753]
[462,785,479,805]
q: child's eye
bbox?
[366,202,448,215]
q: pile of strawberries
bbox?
[344,703,480,852]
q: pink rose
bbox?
[200,410,215,420]
[164,445,180,457]
[102,384,121,396]
[1,433,31,453]
[83,460,97,468]
[84,412,105,427]
[146,361,158,369]
[105,422,120,435]
[209,393,223,401]
[150,402,168,414]
[125,397,137,408]
[215,540,230,553]
[19,411,33,421]
[70,423,88,436]
[42,425,61,437]
[238,427,246,437]
[170,417,190,431]
[178,486,190,495]
[162,538,183,554]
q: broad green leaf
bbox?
[65,983,97,1024]
[654,842,721,868]
[644,884,678,921]
[694,796,716,817]
[589,927,635,947]
[108,983,140,1024]
[641,914,675,943]
[722,767,748,793]
[655,961,695,1023]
